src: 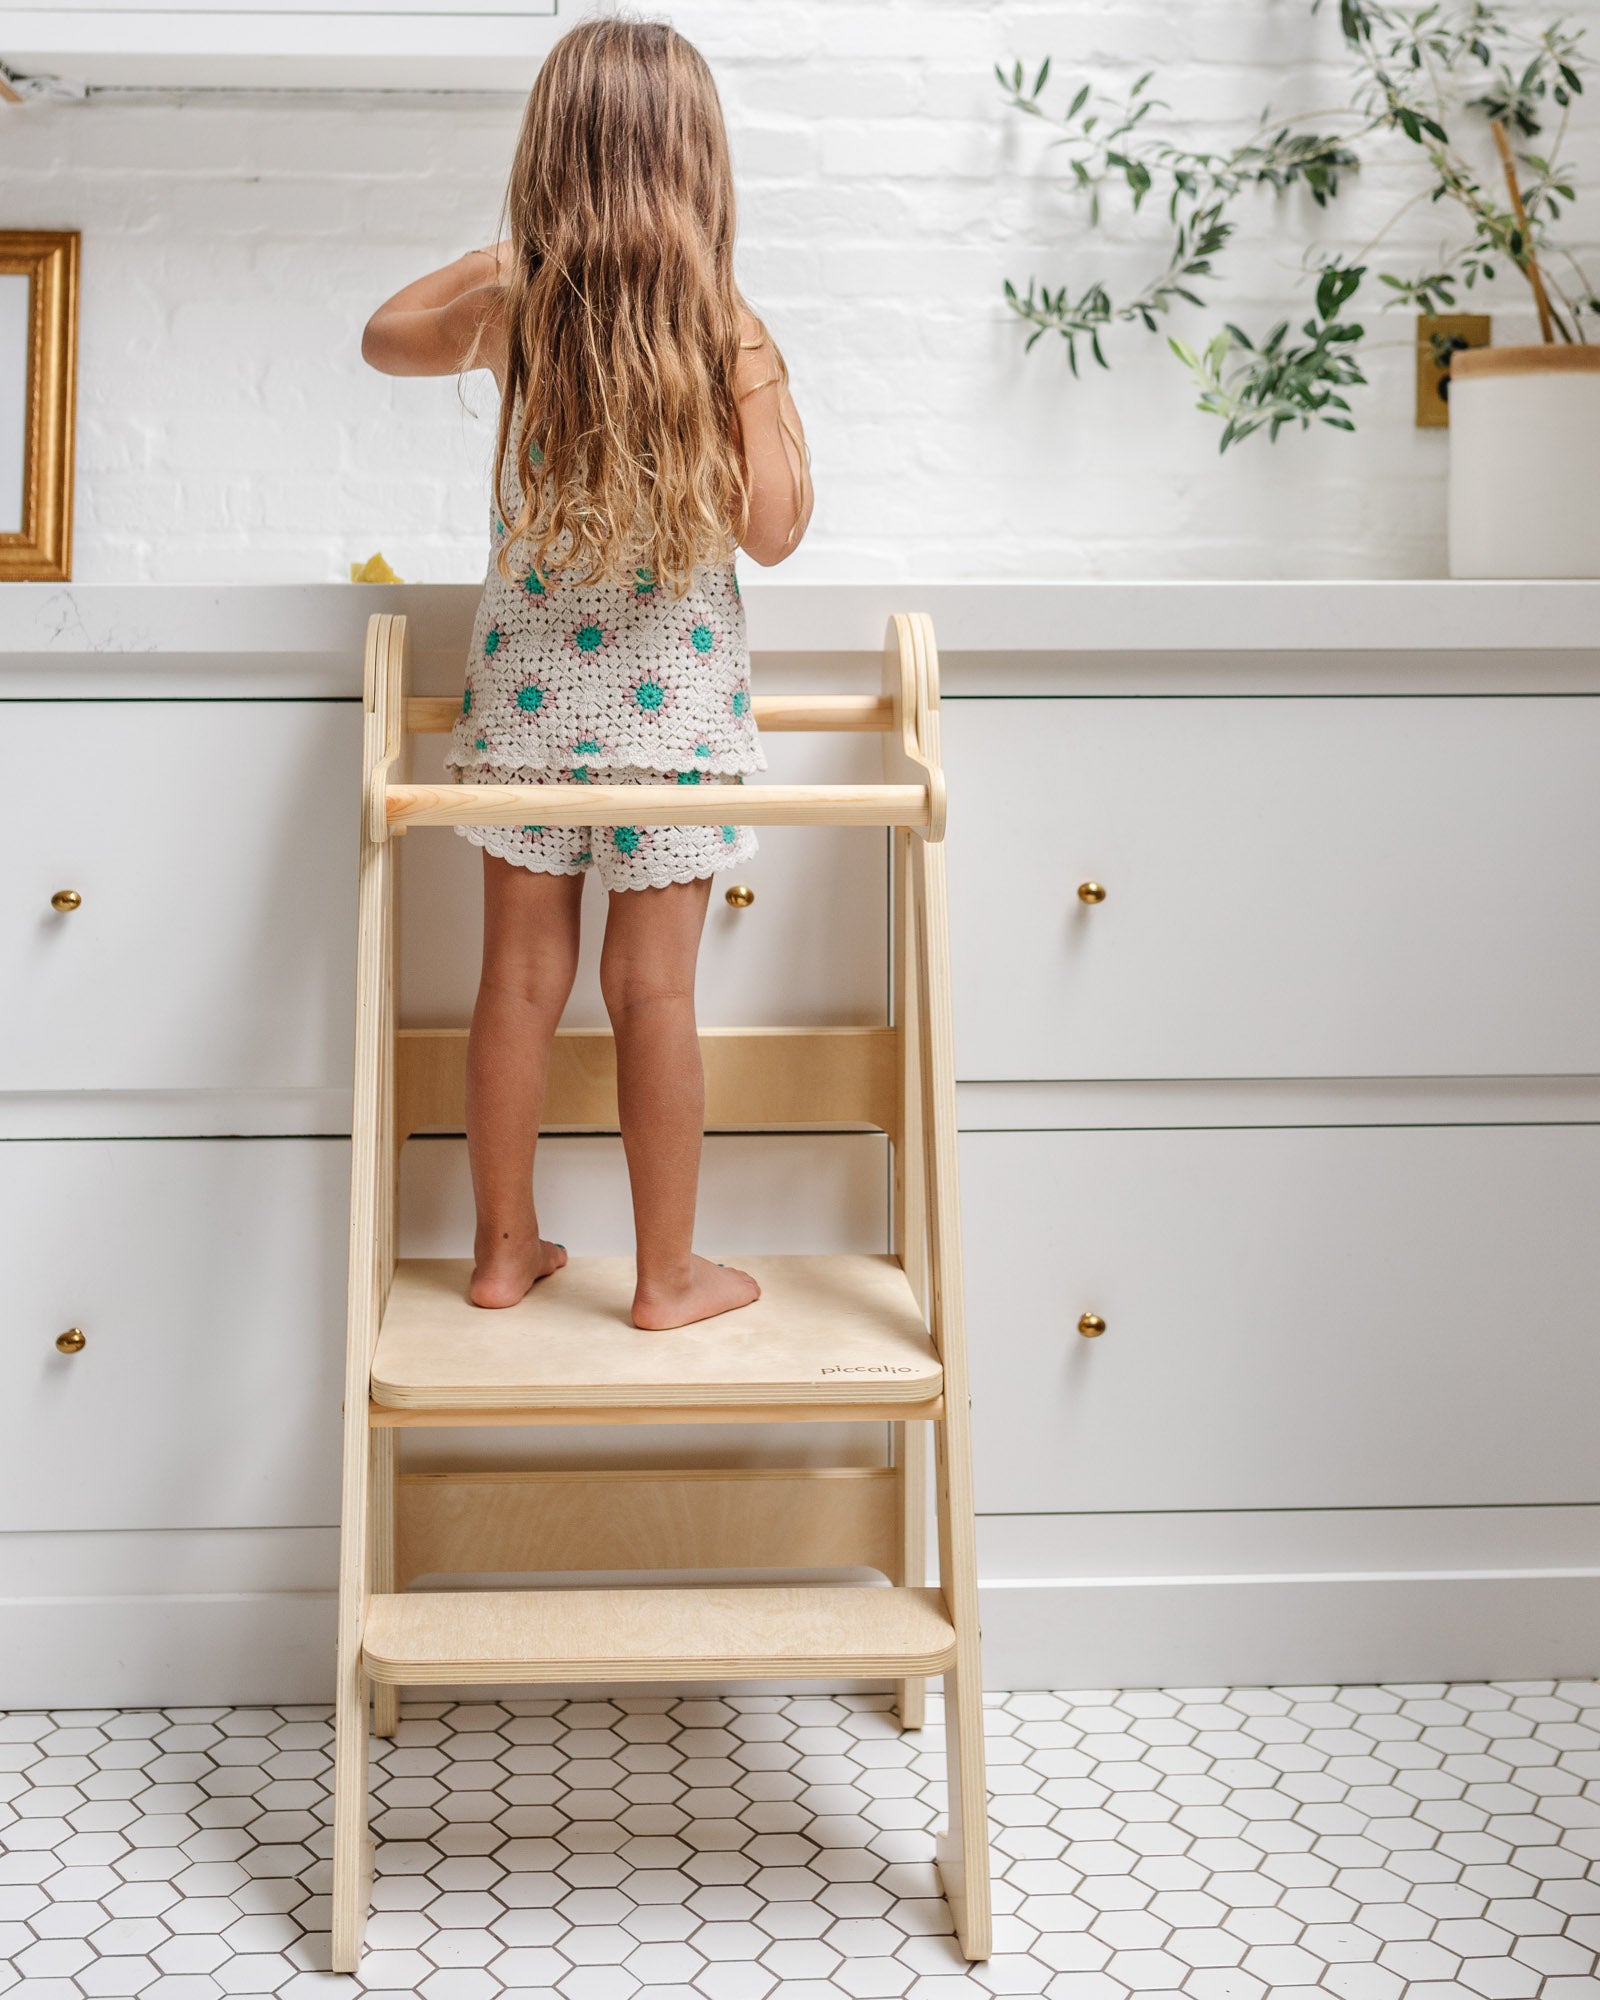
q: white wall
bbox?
[6,0,1598,582]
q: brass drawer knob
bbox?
[1077,1312,1106,1338]
[725,884,755,909]
[1077,882,1106,905]
[55,1327,87,1355]
[51,889,83,913]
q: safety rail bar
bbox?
[404,694,894,735]
[367,610,946,843]
[384,781,930,832]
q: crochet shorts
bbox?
[453,764,758,893]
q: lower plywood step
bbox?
[362,1585,957,1685]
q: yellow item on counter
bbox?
[349,552,404,583]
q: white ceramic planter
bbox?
[1448,346,1600,578]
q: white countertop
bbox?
[6,578,1600,651]
[3,580,1597,698]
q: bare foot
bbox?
[632,1255,761,1331]
[468,1236,567,1310]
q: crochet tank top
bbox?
[445,413,763,779]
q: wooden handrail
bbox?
[385,780,930,831]
[404,693,893,736]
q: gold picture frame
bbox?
[0,230,79,581]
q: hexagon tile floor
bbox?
[3,1681,1600,2000]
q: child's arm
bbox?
[361,245,510,380]
[735,319,813,566]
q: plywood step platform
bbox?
[370,1254,942,1413]
[362,1584,958,1684]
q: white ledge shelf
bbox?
[2,580,1598,701]
[0,6,562,92]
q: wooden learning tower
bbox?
[333,609,991,1968]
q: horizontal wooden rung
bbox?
[396,1025,900,1142]
[384,781,929,832]
[369,1397,945,1428]
[362,1584,957,1684]
[394,1466,902,1589]
[404,694,894,735]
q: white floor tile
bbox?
[0,1682,1595,1995]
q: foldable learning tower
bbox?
[332,610,991,1968]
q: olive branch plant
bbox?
[999,2,1598,448]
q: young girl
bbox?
[362,18,812,1330]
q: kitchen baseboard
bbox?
[3,1568,1596,1707]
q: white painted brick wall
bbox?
[6,0,1598,582]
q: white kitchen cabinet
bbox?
[0,1138,347,1533]
[8,580,1600,1697]
[3,700,360,1094]
[400,1131,890,1261]
[398,728,889,1030]
[961,1123,1600,1517]
[945,695,1600,1080]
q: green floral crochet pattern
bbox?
[457,449,759,790]
[613,826,642,856]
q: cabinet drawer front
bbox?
[945,696,1600,1079]
[5,702,360,1092]
[963,1125,1600,1514]
[0,1140,346,1532]
[399,730,888,1028]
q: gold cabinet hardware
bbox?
[724,884,755,909]
[1077,882,1106,905]
[1077,1312,1106,1338]
[55,1327,87,1354]
[51,889,83,912]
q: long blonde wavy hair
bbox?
[492,17,779,596]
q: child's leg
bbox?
[465,852,585,1308]
[599,877,761,1330]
